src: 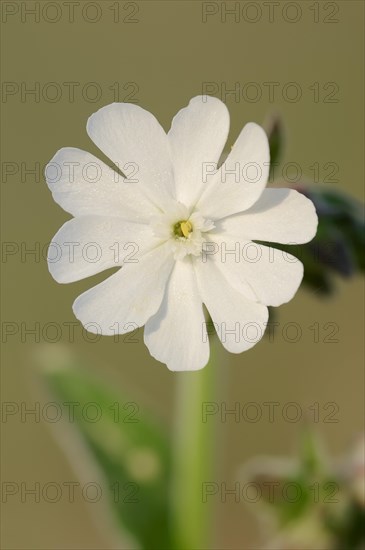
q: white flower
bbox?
[46,96,317,371]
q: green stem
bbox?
[171,336,219,550]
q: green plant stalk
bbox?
[171,336,219,550]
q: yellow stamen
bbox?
[180,220,192,238]
[173,220,193,238]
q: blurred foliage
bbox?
[266,114,285,180]
[266,115,365,297]
[240,429,365,550]
[42,355,174,550]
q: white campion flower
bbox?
[46,96,317,371]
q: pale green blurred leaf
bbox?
[42,359,173,550]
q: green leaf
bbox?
[259,186,365,297]
[329,500,365,550]
[41,352,173,550]
[242,428,331,527]
[266,114,285,178]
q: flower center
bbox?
[173,220,193,239]
[150,201,215,260]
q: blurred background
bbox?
[1,1,364,548]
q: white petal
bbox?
[194,258,268,353]
[206,234,304,307]
[48,216,155,283]
[144,258,209,371]
[197,123,270,219]
[87,103,175,207]
[45,148,159,222]
[168,96,229,208]
[219,188,318,244]
[72,244,174,334]
[201,238,258,303]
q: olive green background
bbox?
[1,1,364,548]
